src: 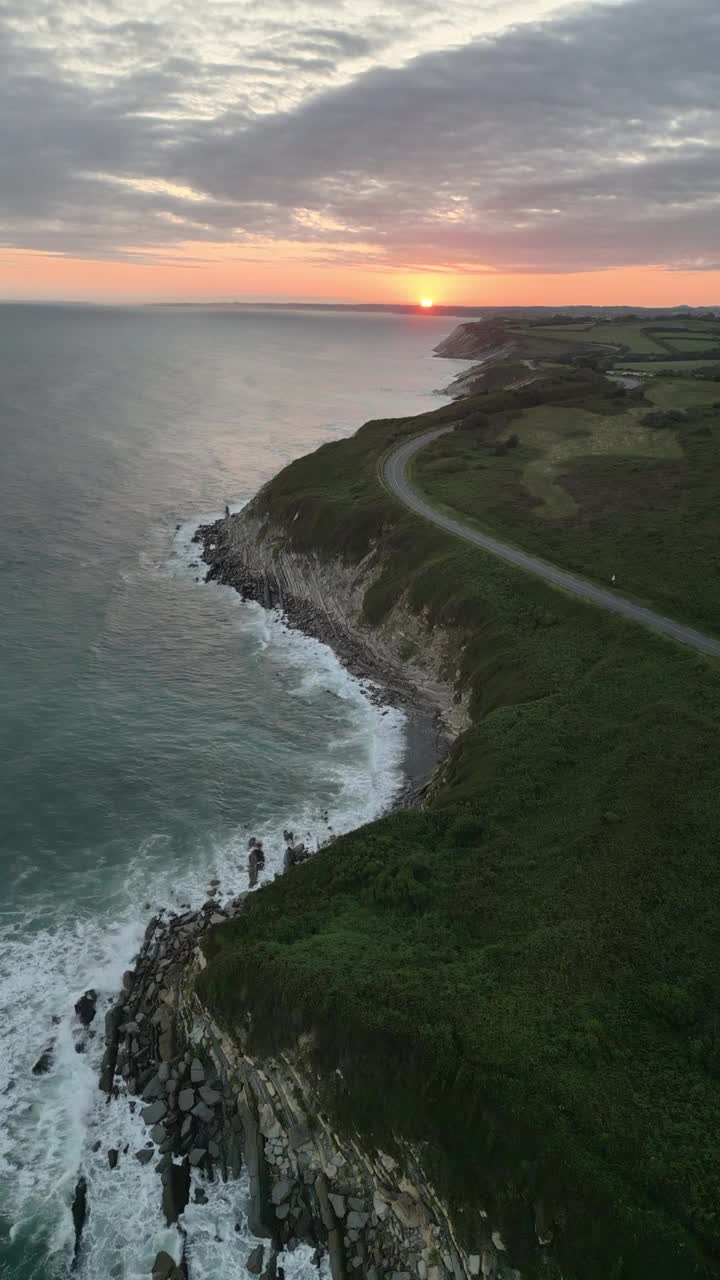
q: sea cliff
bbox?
[92,356,720,1280]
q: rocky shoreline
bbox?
[192,517,450,809]
[89,866,520,1280]
[92,894,247,1279]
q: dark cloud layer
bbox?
[1,0,718,273]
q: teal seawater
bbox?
[0,304,462,1280]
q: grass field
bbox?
[662,335,720,351]
[517,322,666,354]
[517,404,682,517]
[412,373,720,629]
[620,359,720,373]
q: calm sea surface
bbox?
[0,304,467,1280]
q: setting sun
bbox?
[420,297,434,308]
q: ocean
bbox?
[0,304,467,1280]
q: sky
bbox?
[1,0,719,305]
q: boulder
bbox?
[191,1101,214,1123]
[135,1148,154,1166]
[271,1179,292,1206]
[150,1124,167,1145]
[329,1195,346,1219]
[158,1027,176,1062]
[162,1158,191,1225]
[74,990,97,1027]
[246,1244,265,1275]
[199,1086,220,1106]
[178,1088,195,1112]
[71,1176,88,1259]
[190,1059,205,1084]
[188,1148,207,1167]
[107,1148,119,1170]
[151,1250,184,1280]
[142,1100,167,1126]
[143,1075,165,1101]
[347,1210,369,1230]
[32,1045,54,1076]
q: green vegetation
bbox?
[621,360,720,373]
[508,316,720,367]
[200,317,720,1279]
[413,371,720,631]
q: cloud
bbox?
[0,0,718,275]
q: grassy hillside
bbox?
[412,370,720,632]
[199,339,720,1279]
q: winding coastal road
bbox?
[383,427,720,659]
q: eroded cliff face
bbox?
[433,322,512,362]
[196,508,470,792]
[99,901,534,1280]
[183,948,525,1280]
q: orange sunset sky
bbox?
[1,0,719,307]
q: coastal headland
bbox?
[95,314,720,1280]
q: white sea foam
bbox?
[0,513,406,1278]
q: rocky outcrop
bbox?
[96,896,248,1270]
[177,944,528,1280]
[433,321,512,361]
[194,508,469,805]
[97,890,532,1280]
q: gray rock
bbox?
[188,1147,207,1167]
[247,1245,265,1275]
[199,1086,221,1106]
[208,1140,220,1158]
[181,1116,192,1139]
[288,1121,312,1150]
[143,1075,165,1101]
[158,1062,170,1083]
[347,1210,369,1230]
[161,1158,191,1225]
[152,1250,182,1280]
[348,1197,366,1213]
[271,1179,292,1206]
[71,1176,88,1260]
[32,1045,54,1076]
[150,1124,167,1145]
[191,1101,215,1123]
[275,1204,290,1220]
[329,1194,346,1218]
[74,990,97,1027]
[135,1148,154,1165]
[190,1058,205,1084]
[166,1079,178,1094]
[142,1100,167,1126]
[178,1088,195,1112]
[107,1148,119,1170]
[158,1027,176,1062]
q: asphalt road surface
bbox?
[383,426,720,659]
